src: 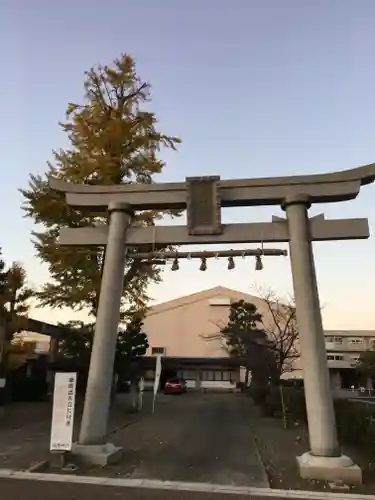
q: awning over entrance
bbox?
[140,356,245,369]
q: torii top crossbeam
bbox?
[49,162,375,211]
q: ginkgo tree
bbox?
[21,54,181,321]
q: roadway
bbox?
[0,477,300,500]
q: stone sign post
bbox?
[50,162,375,483]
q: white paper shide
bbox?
[50,372,77,451]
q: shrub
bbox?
[249,384,270,406]
[278,388,375,457]
[253,385,307,419]
[282,387,307,422]
[334,399,375,455]
[261,388,283,417]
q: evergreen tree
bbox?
[0,262,34,365]
[20,54,181,320]
[0,248,7,368]
[356,342,375,378]
[115,316,149,374]
[0,248,7,302]
[57,317,149,374]
[220,300,279,390]
[56,320,93,368]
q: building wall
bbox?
[14,331,51,354]
[289,331,375,372]
[14,287,374,390]
[143,287,271,359]
[143,286,375,389]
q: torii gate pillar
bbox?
[73,202,132,465]
[283,194,361,483]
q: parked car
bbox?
[164,377,187,395]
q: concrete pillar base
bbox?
[70,442,123,466]
[297,452,362,485]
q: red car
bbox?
[164,377,187,395]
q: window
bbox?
[209,297,231,306]
[202,370,215,381]
[201,370,233,382]
[349,338,364,345]
[334,355,344,361]
[325,336,342,343]
[180,370,195,380]
[327,355,335,360]
[151,347,165,355]
[327,354,344,361]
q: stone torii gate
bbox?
[50,162,375,482]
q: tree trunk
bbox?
[0,318,6,364]
[0,338,10,408]
[110,372,118,404]
[130,380,138,411]
[244,368,250,391]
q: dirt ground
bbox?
[0,394,139,471]
[246,402,375,495]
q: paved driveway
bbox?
[98,392,268,488]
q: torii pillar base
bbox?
[70,442,123,467]
[297,452,362,485]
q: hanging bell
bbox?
[255,255,263,271]
[199,257,207,271]
[171,257,179,271]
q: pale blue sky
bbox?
[1,0,374,329]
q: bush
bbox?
[334,399,375,455]
[248,384,270,406]
[260,386,307,420]
[261,388,283,417]
[283,387,307,421]
[278,388,375,456]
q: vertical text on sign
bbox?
[186,176,222,235]
[50,372,77,452]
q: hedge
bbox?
[261,387,375,456]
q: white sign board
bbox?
[152,355,162,413]
[50,372,77,452]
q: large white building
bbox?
[141,286,375,391]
